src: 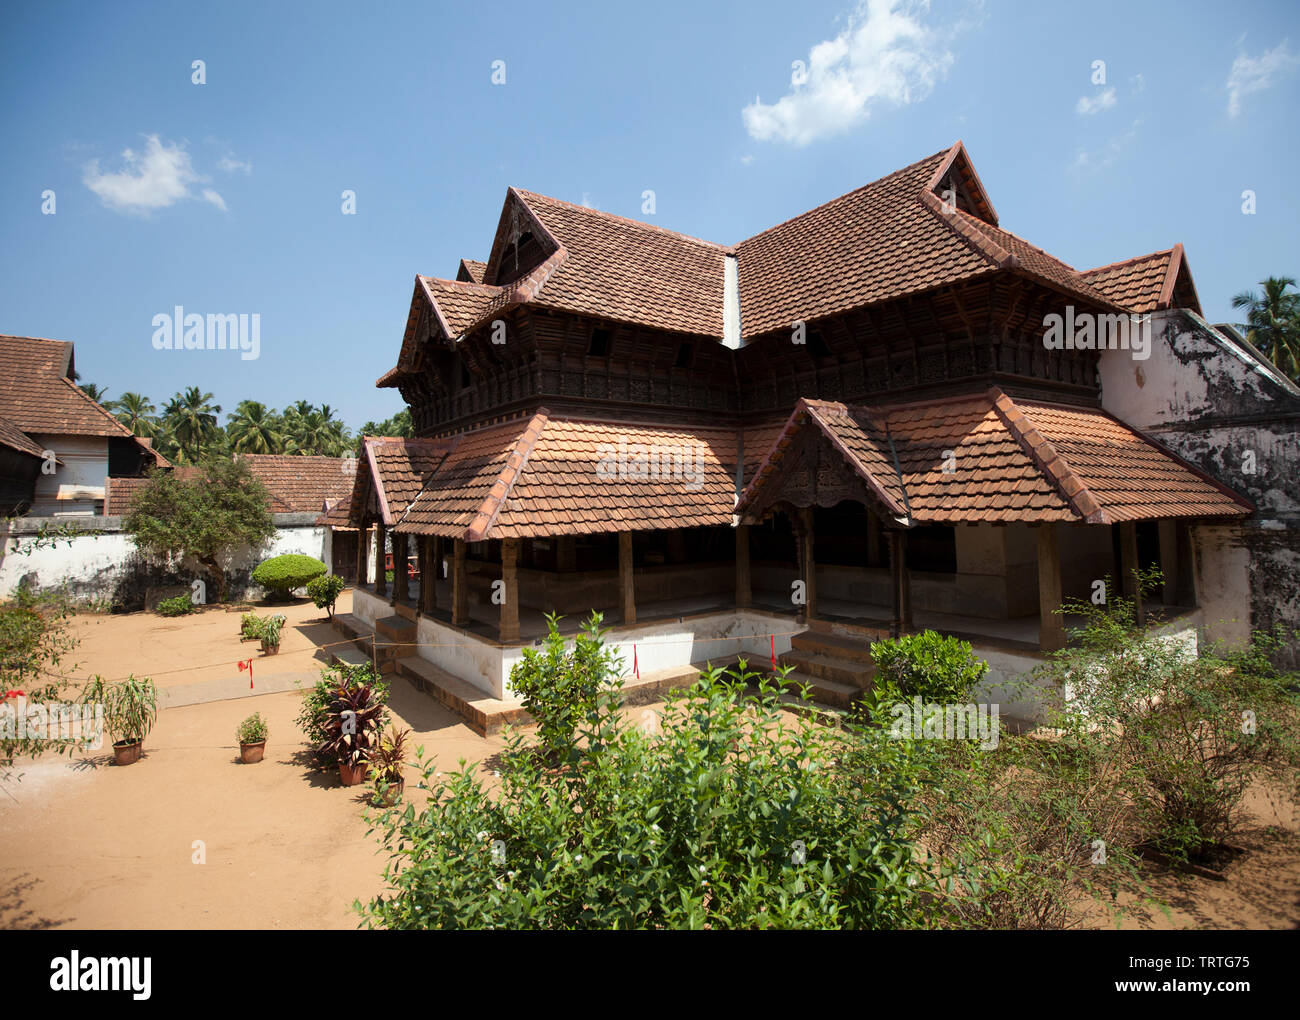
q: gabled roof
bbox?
[379,141,1206,382]
[737,390,1252,527]
[0,412,46,460]
[236,454,356,513]
[1081,244,1202,315]
[0,335,138,438]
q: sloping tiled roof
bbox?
[0,413,46,460]
[457,259,487,283]
[237,455,356,513]
[1080,249,1176,314]
[0,335,136,438]
[364,437,453,525]
[508,189,730,337]
[737,391,1252,527]
[104,468,201,516]
[420,277,504,337]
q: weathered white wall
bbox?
[1099,309,1300,664]
[0,514,331,603]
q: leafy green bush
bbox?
[868,630,989,708]
[83,674,158,746]
[1044,590,1300,863]
[360,619,946,930]
[251,554,327,599]
[507,611,622,761]
[320,678,386,768]
[256,613,286,648]
[239,612,261,639]
[1,591,80,774]
[237,712,269,744]
[156,594,193,617]
[306,574,347,618]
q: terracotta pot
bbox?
[239,740,266,764]
[375,775,404,805]
[113,739,142,766]
[339,760,368,787]
[261,640,280,655]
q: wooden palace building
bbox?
[324,141,1283,724]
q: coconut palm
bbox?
[284,402,350,455]
[1232,276,1300,381]
[109,392,159,438]
[161,386,222,464]
[226,400,286,454]
[80,382,109,403]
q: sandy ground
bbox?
[3,598,1298,929]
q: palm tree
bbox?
[226,400,286,454]
[109,392,158,438]
[283,402,350,455]
[80,382,109,403]
[162,386,222,464]
[1232,276,1300,381]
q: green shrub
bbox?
[83,674,158,746]
[306,574,347,618]
[237,712,269,744]
[868,630,989,708]
[251,554,327,599]
[360,648,943,930]
[256,613,286,648]
[507,611,622,761]
[239,612,261,639]
[1043,590,1300,863]
[156,594,193,617]
[296,662,385,762]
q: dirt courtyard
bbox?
[2,597,1298,930]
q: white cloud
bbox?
[217,153,252,174]
[1075,87,1117,115]
[82,135,225,215]
[740,154,755,165]
[1070,119,1141,173]
[580,192,597,209]
[1226,40,1300,117]
[741,0,965,146]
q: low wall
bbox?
[0,514,332,606]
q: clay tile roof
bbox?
[737,391,1251,526]
[392,411,740,540]
[317,492,356,529]
[457,259,487,283]
[0,413,45,460]
[510,189,729,338]
[420,276,505,336]
[104,467,201,516]
[236,454,358,514]
[364,436,454,525]
[1080,249,1177,313]
[0,335,136,438]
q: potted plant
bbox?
[319,679,384,787]
[369,725,410,805]
[239,613,262,641]
[236,712,269,763]
[85,674,158,766]
[258,614,286,655]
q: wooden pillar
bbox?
[796,507,816,621]
[1158,520,1178,606]
[499,538,520,643]
[431,536,443,611]
[667,528,687,564]
[416,536,431,614]
[618,531,636,626]
[556,535,576,572]
[452,539,468,627]
[888,530,912,637]
[374,522,388,598]
[1037,524,1065,652]
[735,524,752,609]
[393,533,409,605]
[355,522,369,588]
[1119,522,1145,625]
[866,510,882,567]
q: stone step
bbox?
[774,671,862,710]
[396,656,531,737]
[392,602,419,623]
[374,614,417,644]
[790,629,879,664]
[779,650,875,689]
[806,617,891,641]
[329,643,373,670]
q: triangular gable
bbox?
[925,140,998,226]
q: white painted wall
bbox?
[29,435,108,516]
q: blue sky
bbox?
[2,0,1297,431]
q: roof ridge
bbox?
[420,275,503,295]
[920,192,1017,269]
[512,189,734,253]
[466,407,550,541]
[987,386,1109,524]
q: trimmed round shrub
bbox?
[251,554,327,599]
[306,573,347,618]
